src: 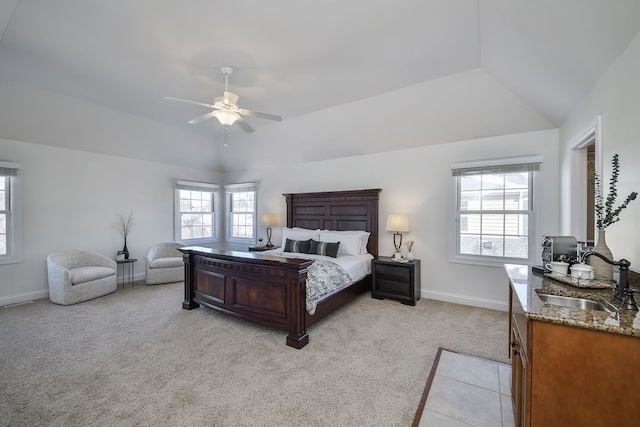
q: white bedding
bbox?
[262,249,373,283]
[261,249,373,314]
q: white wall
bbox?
[560,33,640,268]
[225,129,560,311]
[0,138,221,305]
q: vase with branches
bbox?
[590,154,637,279]
[405,240,415,261]
[112,209,135,259]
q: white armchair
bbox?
[47,250,117,305]
[145,242,186,285]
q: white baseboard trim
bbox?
[2,273,148,307]
[421,290,509,312]
[116,272,146,285]
[1,289,49,307]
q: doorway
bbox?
[569,115,602,244]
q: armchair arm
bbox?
[46,257,72,288]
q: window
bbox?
[450,156,542,266]
[175,181,219,245]
[225,183,257,243]
[0,161,22,264]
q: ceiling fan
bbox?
[164,66,282,134]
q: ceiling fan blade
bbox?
[164,97,217,109]
[223,91,239,106]
[236,116,255,133]
[188,111,216,124]
[238,108,282,122]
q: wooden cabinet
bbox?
[508,284,640,427]
[371,257,420,305]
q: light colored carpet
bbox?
[0,282,509,427]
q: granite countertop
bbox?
[505,264,640,338]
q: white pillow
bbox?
[320,230,371,254]
[319,230,362,256]
[359,231,371,254]
[281,227,320,248]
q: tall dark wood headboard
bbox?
[283,189,382,257]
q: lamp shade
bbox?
[261,214,278,227]
[386,214,409,232]
[211,109,240,126]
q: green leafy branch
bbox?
[593,154,637,230]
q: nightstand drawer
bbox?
[374,278,411,297]
[374,264,411,283]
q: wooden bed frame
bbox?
[180,188,381,349]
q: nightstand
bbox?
[371,257,421,305]
[248,245,280,252]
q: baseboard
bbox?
[2,273,149,307]
[132,272,146,282]
[421,289,509,312]
[1,289,49,307]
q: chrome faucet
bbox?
[581,252,637,310]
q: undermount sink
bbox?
[536,293,616,313]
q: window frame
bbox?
[448,156,542,267]
[174,180,219,246]
[225,183,257,245]
[0,161,22,265]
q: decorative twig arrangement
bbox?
[593,154,637,230]
[405,240,414,252]
[112,209,135,238]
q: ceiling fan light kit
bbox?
[211,109,239,126]
[164,66,282,146]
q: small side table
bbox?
[248,246,280,252]
[371,257,421,305]
[116,258,137,289]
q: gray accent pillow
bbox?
[284,238,312,254]
[308,239,340,258]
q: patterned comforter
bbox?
[305,261,352,315]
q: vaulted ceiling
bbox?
[1,1,639,172]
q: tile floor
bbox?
[418,350,515,427]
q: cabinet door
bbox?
[519,349,528,427]
[511,315,529,427]
[511,327,523,426]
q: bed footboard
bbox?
[180,247,314,348]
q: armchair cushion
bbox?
[70,266,117,285]
[148,257,183,269]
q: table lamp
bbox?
[261,214,278,247]
[386,214,410,256]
